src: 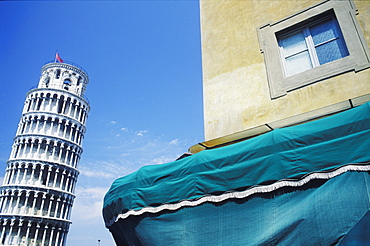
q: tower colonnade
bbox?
[3,161,78,193]
[0,189,74,220]
[0,217,69,246]
[0,62,89,245]
[16,113,86,146]
[10,137,82,168]
[22,90,89,125]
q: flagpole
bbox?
[54,50,57,63]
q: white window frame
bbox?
[258,0,370,99]
[278,15,348,77]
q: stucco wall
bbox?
[200,0,370,140]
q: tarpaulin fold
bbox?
[103,102,370,245]
[108,172,370,246]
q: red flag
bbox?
[55,52,64,63]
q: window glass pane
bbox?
[280,31,307,57]
[285,51,312,76]
[316,39,349,65]
[310,19,337,45]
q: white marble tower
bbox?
[0,60,90,245]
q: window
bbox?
[55,69,61,79]
[278,15,349,77]
[77,76,82,86]
[44,77,50,87]
[63,79,71,90]
[63,79,71,86]
[258,0,370,99]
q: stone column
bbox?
[42,118,48,134]
[35,118,41,133]
[67,101,73,116]
[24,192,31,215]
[32,224,40,246]
[58,145,64,162]
[60,171,66,190]
[61,99,67,115]
[64,147,70,165]
[21,164,28,184]
[60,199,66,219]
[63,122,68,139]
[4,219,15,245]
[82,110,87,124]
[64,201,70,220]
[48,227,55,246]
[15,220,23,245]
[73,126,79,143]
[47,196,54,217]
[2,193,9,213]
[51,143,57,161]
[28,140,34,158]
[31,193,37,215]
[37,164,43,180]
[15,165,21,184]
[0,220,7,243]
[20,120,26,134]
[54,197,61,218]
[14,192,21,213]
[0,194,5,212]
[35,141,41,159]
[9,166,14,183]
[48,96,54,111]
[9,145,16,159]
[13,143,19,157]
[54,227,62,246]
[3,167,9,185]
[28,118,34,134]
[53,169,60,188]
[30,165,36,185]
[24,222,31,245]
[7,193,15,213]
[70,176,76,193]
[74,105,79,119]
[30,97,36,111]
[67,200,74,220]
[35,96,41,111]
[44,142,50,160]
[59,228,67,246]
[41,225,48,246]
[45,166,52,187]
[65,173,72,193]
[57,121,62,137]
[40,193,46,216]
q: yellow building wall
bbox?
[200,0,370,140]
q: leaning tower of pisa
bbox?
[0,60,90,245]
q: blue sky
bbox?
[0,1,203,245]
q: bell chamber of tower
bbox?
[0,61,90,246]
[38,62,88,97]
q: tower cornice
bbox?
[0,185,76,198]
[0,215,72,225]
[13,133,85,149]
[6,158,81,173]
[26,87,90,109]
[20,111,87,132]
[41,62,88,84]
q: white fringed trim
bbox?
[106,163,370,227]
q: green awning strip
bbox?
[103,102,370,227]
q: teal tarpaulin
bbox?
[103,102,370,245]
